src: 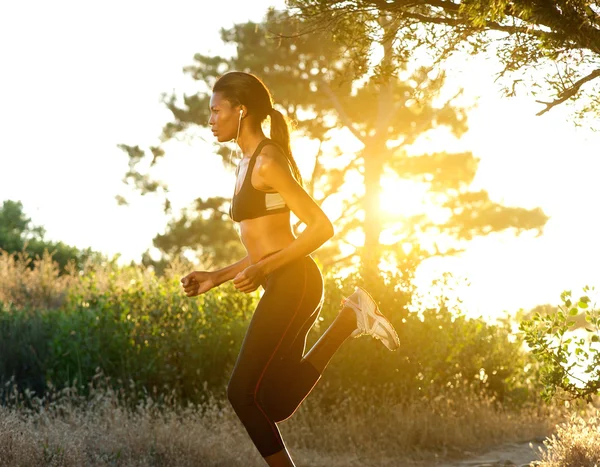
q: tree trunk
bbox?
[360,14,397,278]
[361,147,385,277]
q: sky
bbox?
[1,0,599,320]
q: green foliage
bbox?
[0,200,106,273]
[0,200,38,252]
[520,286,600,402]
[316,272,538,409]
[0,257,541,408]
[0,302,50,396]
[289,0,600,125]
[45,273,258,403]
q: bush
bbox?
[520,287,600,402]
[538,411,600,466]
[45,267,258,404]
[0,303,50,397]
[1,250,541,408]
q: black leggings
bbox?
[227,251,324,457]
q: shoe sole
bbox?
[354,286,401,351]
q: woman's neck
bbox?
[237,125,267,158]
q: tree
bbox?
[0,200,106,272]
[119,9,548,277]
[287,0,600,125]
[141,197,247,273]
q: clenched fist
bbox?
[232,264,265,294]
[181,271,216,297]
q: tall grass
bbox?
[0,249,74,310]
[0,248,567,464]
[537,410,600,467]
[0,373,564,467]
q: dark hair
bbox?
[213,71,303,186]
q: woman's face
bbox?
[208,92,241,142]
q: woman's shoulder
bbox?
[259,138,287,155]
[256,139,289,165]
[253,141,293,180]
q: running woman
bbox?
[181,71,400,467]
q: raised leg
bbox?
[258,304,357,422]
[301,306,356,373]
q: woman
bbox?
[181,71,400,467]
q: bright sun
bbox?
[378,176,430,218]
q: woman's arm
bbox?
[212,255,251,286]
[252,147,334,276]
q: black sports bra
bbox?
[228,139,291,223]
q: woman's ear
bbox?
[239,105,248,119]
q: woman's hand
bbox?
[181,271,216,297]
[233,264,265,294]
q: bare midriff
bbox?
[238,211,296,265]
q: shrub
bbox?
[520,287,600,402]
[1,250,541,409]
[538,411,600,467]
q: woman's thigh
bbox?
[228,256,323,393]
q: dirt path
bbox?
[436,439,547,466]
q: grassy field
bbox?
[0,249,587,466]
[0,378,564,467]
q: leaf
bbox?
[579,295,591,304]
[592,335,599,343]
[569,308,578,316]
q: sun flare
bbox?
[378,176,430,218]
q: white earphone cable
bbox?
[229,109,243,166]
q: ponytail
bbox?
[269,108,303,187]
[213,72,303,187]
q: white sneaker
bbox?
[341,286,400,351]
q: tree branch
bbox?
[535,68,600,115]
[321,251,358,269]
[314,156,362,207]
[307,140,323,198]
[318,79,366,145]
[400,10,565,42]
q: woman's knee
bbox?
[227,378,248,412]
[255,377,292,422]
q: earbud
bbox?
[239,109,243,119]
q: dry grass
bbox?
[0,248,189,311]
[0,250,73,310]
[537,410,600,467]
[0,248,567,465]
[0,378,564,467]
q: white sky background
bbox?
[1,0,599,320]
